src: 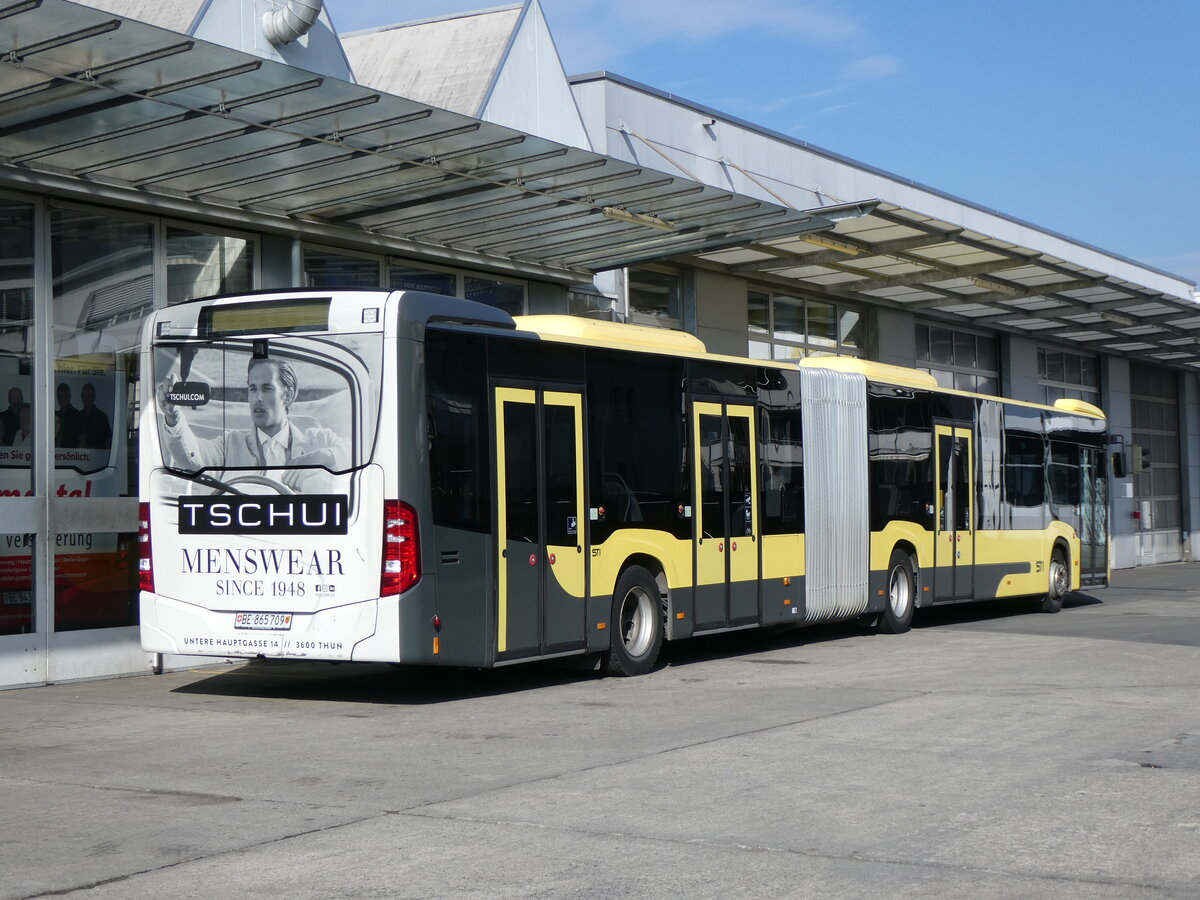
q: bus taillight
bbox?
[382,499,420,596]
[138,502,153,593]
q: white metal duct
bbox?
[800,366,869,621]
[263,0,323,46]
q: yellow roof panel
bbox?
[514,315,709,355]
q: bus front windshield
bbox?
[152,335,379,491]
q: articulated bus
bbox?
[138,290,1108,675]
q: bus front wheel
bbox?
[601,566,663,676]
[880,548,916,634]
[1039,547,1068,614]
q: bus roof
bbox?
[513,316,1106,420]
[513,315,707,355]
[1052,397,1106,419]
[799,356,939,390]
[512,315,811,370]
[801,356,1105,420]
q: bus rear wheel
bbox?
[880,548,916,634]
[1039,547,1068,614]
[601,566,663,676]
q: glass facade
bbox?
[390,265,456,296]
[916,323,999,394]
[304,247,381,287]
[628,268,681,326]
[301,251,528,314]
[0,198,270,651]
[0,534,33,637]
[0,200,34,493]
[54,531,138,632]
[465,276,523,316]
[52,209,148,508]
[166,227,254,305]
[1130,363,1181,532]
[1038,348,1099,405]
[747,289,866,360]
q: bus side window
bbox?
[426,333,489,533]
[1049,441,1081,506]
[761,405,803,535]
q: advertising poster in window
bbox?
[0,354,130,631]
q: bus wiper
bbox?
[173,469,248,496]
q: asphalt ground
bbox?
[1,564,1198,899]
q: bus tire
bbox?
[879,548,916,634]
[601,566,663,676]
[1039,547,1068,614]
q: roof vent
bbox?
[263,0,323,46]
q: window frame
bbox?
[1037,347,1100,405]
[747,286,868,360]
[916,322,1000,395]
[624,265,683,329]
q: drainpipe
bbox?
[263,0,323,45]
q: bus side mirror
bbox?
[1111,451,1126,478]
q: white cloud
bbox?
[840,54,902,83]
[589,0,863,43]
[543,0,869,71]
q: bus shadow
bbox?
[171,593,1107,702]
[171,657,605,705]
[913,590,1104,628]
[659,592,1107,668]
[171,620,867,701]
[657,619,868,668]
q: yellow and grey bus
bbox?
[139,290,1108,675]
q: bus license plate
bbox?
[234,612,293,631]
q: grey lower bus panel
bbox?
[800,367,870,622]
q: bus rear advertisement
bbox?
[139,290,1109,675]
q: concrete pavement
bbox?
[1,564,1198,898]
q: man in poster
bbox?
[1,386,24,446]
[77,382,112,450]
[159,356,346,493]
[56,382,83,448]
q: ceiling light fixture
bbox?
[800,234,860,255]
[601,206,675,231]
[1100,311,1138,327]
[971,277,1022,296]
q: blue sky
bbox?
[326,1,1200,286]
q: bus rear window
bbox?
[151,334,379,477]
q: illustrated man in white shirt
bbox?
[9,403,32,448]
[160,356,346,492]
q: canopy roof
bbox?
[0,0,862,281]
[696,202,1200,368]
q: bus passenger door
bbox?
[494,386,587,660]
[692,401,760,630]
[934,424,974,600]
